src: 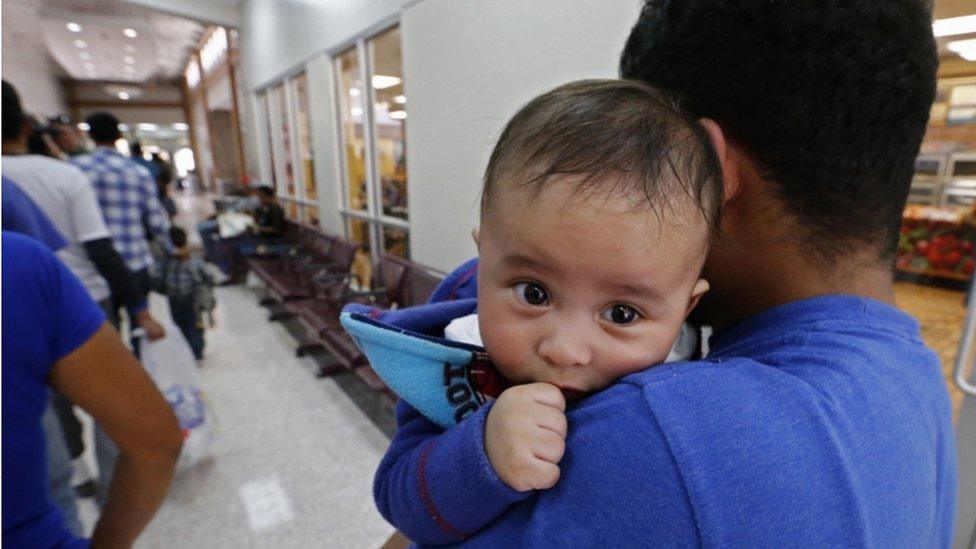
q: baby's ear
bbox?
[685,278,710,318]
[471,227,481,248]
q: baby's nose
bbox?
[538,330,592,368]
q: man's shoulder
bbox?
[5,154,87,177]
[4,155,91,189]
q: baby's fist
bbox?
[485,383,568,492]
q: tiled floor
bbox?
[127,284,396,548]
[894,281,969,419]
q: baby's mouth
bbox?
[555,386,586,402]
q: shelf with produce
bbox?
[897,205,976,282]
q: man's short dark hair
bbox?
[620,0,937,261]
[482,79,722,233]
[131,141,144,155]
[256,185,275,199]
[86,112,122,143]
[169,226,188,248]
[2,80,26,142]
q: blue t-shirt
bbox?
[376,287,956,546]
[2,177,67,251]
[2,232,105,548]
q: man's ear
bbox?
[699,119,741,204]
[471,227,481,250]
[685,278,710,318]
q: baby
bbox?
[343,79,722,543]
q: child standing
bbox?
[344,79,722,543]
[153,227,214,360]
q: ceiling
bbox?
[3,0,207,84]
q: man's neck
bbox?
[703,245,896,330]
[2,140,28,155]
[698,198,896,330]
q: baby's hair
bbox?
[481,79,722,233]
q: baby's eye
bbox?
[513,282,550,306]
[601,304,641,325]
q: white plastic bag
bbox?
[217,211,254,238]
[140,322,213,472]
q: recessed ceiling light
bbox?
[137,123,159,131]
[172,123,189,131]
[123,28,138,38]
[123,44,136,53]
[66,22,82,33]
[124,56,135,64]
[118,92,130,100]
[73,40,87,48]
[350,107,364,117]
[394,95,406,104]
[371,75,401,90]
[389,110,407,120]
[78,52,91,60]
[933,15,976,38]
[349,88,361,97]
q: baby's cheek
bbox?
[480,322,535,382]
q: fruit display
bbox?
[898,205,976,281]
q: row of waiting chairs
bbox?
[244,220,446,402]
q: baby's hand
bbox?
[485,383,567,492]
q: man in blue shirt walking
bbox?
[374,1,957,546]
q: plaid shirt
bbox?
[152,254,207,299]
[72,147,170,271]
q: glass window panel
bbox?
[275,83,296,197]
[346,216,373,285]
[382,225,409,259]
[293,73,316,201]
[336,47,369,212]
[368,27,408,221]
[259,92,277,188]
[286,200,299,220]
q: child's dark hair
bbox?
[169,226,188,248]
[481,79,722,233]
[256,185,275,198]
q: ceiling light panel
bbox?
[948,38,976,61]
[933,15,976,38]
[66,22,82,33]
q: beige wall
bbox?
[400,0,643,270]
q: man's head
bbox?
[2,80,27,144]
[131,141,144,157]
[48,115,83,154]
[169,226,188,249]
[620,0,937,263]
[476,79,719,398]
[85,112,123,145]
[256,185,276,205]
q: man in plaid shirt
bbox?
[72,112,170,325]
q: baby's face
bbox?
[477,177,709,400]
